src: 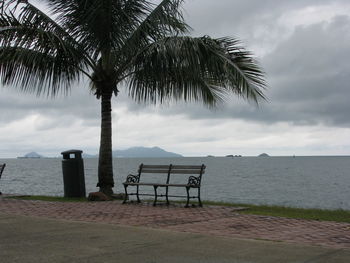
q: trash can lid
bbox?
[61,149,83,155]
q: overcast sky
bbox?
[1,0,350,158]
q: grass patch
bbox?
[202,200,350,223]
[7,195,87,202]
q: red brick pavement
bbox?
[0,196,349,249]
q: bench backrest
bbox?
[138,164,206,185]
[0,163,5,179]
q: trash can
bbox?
[61,150,86,198]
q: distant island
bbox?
[258,153,270,157]
[17,152,43,159]
[17,147,182,159]
[113,146,182,158]
[83,146,182,158]
[82,153,97,158]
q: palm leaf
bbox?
[1,2,95,67]
[0,47,80,96]
[116,0,189,68]
[125,36,266,106]
[0,2,95,95]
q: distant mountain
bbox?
[258,153,270,157]
[18,152,43,158]
[113,146,182,158]
[82,153,98,158]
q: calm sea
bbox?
[0,156,349,210]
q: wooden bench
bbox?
[122,164,206,207]
[0,163,6,195]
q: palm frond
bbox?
[1,2,95,67]
[125,36,266,106]
[47,0,108,55]
[113,0,189,75]
[0,47,80,96]
[214,37,267,102]
[0,1,94,95]
[126,0,189,42]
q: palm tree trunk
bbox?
[97,89,114,196]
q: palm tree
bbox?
[0,0,266,196]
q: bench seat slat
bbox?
[141,169,204,174]
[140,169,170,173]
[170,170,202,174]
[124,182,199,188]
[142,165,204,169]
[160,184,198,187]
[142,165,170,168]
[124,182,158,186]
[171,165,204,169]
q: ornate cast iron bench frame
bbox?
[0,163,6,195]
[123,164,206,207]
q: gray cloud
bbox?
[122,12,350,129]
[263,15,350,126]
[184,0,344,50]
[0,82,101,126]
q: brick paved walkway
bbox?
[0,196,349,249]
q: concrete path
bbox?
[0,196,349,249]
[1,214,350,263]
[0,196,350,262]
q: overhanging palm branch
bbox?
[0,2,92,95]
[126,36,266,105]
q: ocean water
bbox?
[0,156,349,210]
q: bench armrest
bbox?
[188,176,201,187]
[125,174,140,183]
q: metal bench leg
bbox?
[122,185,128,204]
[136,185,141,203]
[198,187,202,207]
[166,186,170,205]
[185,186,190,208]
[153,185,158,206]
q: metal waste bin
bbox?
[61,150,86,198]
